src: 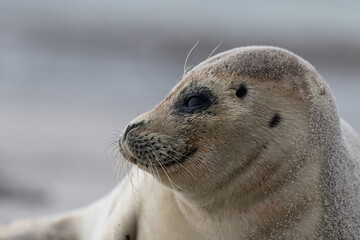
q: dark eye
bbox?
[186,96,206,107]
[236,84,247,99]
[184,93,211,111]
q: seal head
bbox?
[119,46,323,193]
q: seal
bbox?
[1,46,360,240]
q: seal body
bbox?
[1,46,360,240]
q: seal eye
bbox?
[184,93,211,111]
[186,96,206,108]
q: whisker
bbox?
[157,149,195,180]
[153,152,182,191]
[128,164,139,193]
[207,40,223,59]
[150,157,162,183]
[143,155,158,198]
[183,41,199,78]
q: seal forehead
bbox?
[190,46,316,82]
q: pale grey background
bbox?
[0,0,359,222]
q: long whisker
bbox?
[119,157,129,182]
[153,152,183,191]
[166,147,209,181]
[107,139,123,182]
[207,40,223,59]
[113,154,121,180]
[143,155,160,200]
[143,155,162,184]
[128,164,139,193]
[155,150,213,208]
[183,41,199,78]
[157,149,195,180]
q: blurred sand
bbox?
[0,0,359,222]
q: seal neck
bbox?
[173,154,323,238]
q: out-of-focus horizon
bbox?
[1,0,359,222]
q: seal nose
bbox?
[122,121,145,141]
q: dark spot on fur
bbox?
[236,84,247,99]
[269,114,281,128]
[125,234,130,240]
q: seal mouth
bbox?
[121,147,198,169]
[135,147,198,168]
[119,131,197,169]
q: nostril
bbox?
[122,121,145,141]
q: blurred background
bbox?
[0,0,359,222]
